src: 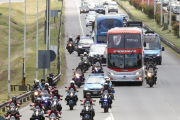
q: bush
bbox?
[155,12,160,24]
[171,21,176,26]
[172,22,179,37]
[172,14,176,21]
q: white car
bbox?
[173,5,180,14]
[103,0,111,5]
[86,15,95,27]
[108,2,118,13]
[167,2,177,11]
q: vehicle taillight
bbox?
[136,76,142,80]
[109,77,113,80]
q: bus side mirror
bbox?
[144,42,146,47]
[162,47,164,51]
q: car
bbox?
[88,2,96,11]
[83,74,105,98]
[89,44,107,64]
[116,13,129,21]
[85,15,96,27]
[172,5,180,14]
[75,36,94,56]
[108,1,118,13]
[103,0,111,5]
[167,2,177,11]
[94,4,106,14]
[80,5,90,14]
[162,0,169,6]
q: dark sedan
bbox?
[80,5,90,14]
[94,5,106,15]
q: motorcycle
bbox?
[99,90,112,113]
[41,90,51,112]
[32,90,40,103]
[92,62,104,73]
[81,57,90,72]
[145,65,157,87]
[30,106,44,120]
[9,115,22,120]
[80,100,95,120]
[5,103,20,117]
[51,96,62,112]
[72,71,84,88]
[45,113,60,120]
[65,88,78,110]
[67,42,74,54]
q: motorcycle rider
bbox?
[100,83,113,108]
[65,81,78,105]
[51,89,63,112]
[74,63,85,77]
[104,76,112,88]
[6,108,20,120]
[6,96,20,117]
[80,92,95,118]
[33,79,41,91]
[47,105,61,118]
[92,59,103,73]
[40,79,45,90]
[40,83,52,95]
[31,97,45,110]
[66,36,74,50]
[75,35,80,43]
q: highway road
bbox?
[19,0,180,119]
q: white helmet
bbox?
[105,76,110,80]
[84,52,87,55]
[70,81,75,84]
[35,80,39,85]
[45,83,49,88]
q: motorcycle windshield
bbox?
[49,113,56,119]
[69,88,75,93]
[53,96,58,100]
[83,57,88,61]
[95,62,101,67]
[148,67,154,72]
[103,90,109,96]
[10,103,15,108]
[84,101,91,107]
[42,90,50,97]
[35,106,41,111]
[10,116,16,120]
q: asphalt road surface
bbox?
[19,0,180,119]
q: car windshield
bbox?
[81,5,88,8]
[97,36,107,43]
[86,77,105,84]
[96,5,104,8]
[143,36,160,50]
[109,3,117,6]
[175,6,180,9]
[108,53,142,69]
[97,19,123,31]
[79,39,94,44]
[90,46,106,52]
[108,34,141,49]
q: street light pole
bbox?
[154,0,156,21]
[36,0,39,79]
[179,13,180,37]
[169,0,172,32]
[148,0,150,6]
[23,0,26,85]
[8,0,11,100]
[160,0,163,26]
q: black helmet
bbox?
[78,63,82,67]
[86,92,91,99]
[12,96,16,101]
[104,83,109,89]
[55,89,58,93]
[42,81,45,85]
[41,78,45,82]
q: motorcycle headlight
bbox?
[81,9,83,11]
[36,111,39,116]
[84,88,89,90]
[85,61,87,63]
[104,95,107,99]
[54,101,57,104]
[90,54,93,57]
[34,92,38,96]
[86,106,89,111]
[70,93,73,96]
[76,73,80,78]
[42,97,45,100]
[157,52,161,56]
[69,44,72,46]
[147,72,153,77]
[78,46,82,48]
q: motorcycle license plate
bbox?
[93,91,98,94]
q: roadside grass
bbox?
[0,0,62,103]
[117,1,180,48]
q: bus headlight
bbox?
[135,70,142,75]
[84,88,89,90]
[157,52,161,56]
[109,72,114,75]
[78,46,82,48]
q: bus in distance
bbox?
[91,15,124,44]
[106,27,144,85]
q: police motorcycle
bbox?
[51,96,63,113]
[30,106,45,120]
[92,62,104,73]
[5,103,20,117]
[72,70,85,88]
[67,41,74,54]
[45,113,60,120]
[47,73,54,86]
[99,90,112,113]
[145,63,157,87]
[80,100,96,120]
[65,88,78,110]
[41,90,51,112]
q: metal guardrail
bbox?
[0,2,64,114]
[116,0,180,54]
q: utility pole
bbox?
[169,0,172,32]
[154,0,156,21]
[148,0,150,6]
[22,0,26,86]
[161,0,163,26]
[36,0,39,79]
[179,13,180,37]
[8,0,11,100]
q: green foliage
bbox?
[172,22,179,37]
[155,12,160,24]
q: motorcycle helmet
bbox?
[51,104,56,111]
[35,80,39,86]
[84,52,87,56]
[45,83,49,89]
[41,78,45,82]
[78,63,83,68]
[104,83,109,89]
[36,97,41,103]
[41,81,45,85]
[105,76,110,80]
[70,81,75,86]
[54,89,58,94]
[12,96,16,102]
[69,36,73,41]
[86,92,91,100]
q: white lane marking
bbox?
[109,109,115,120]
[74,0,84,36]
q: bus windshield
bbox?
[97,19,123,31]
[108,34,141,49]
[108,53,142,69]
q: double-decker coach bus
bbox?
[106,27,145,85]
[91,15,124,43]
